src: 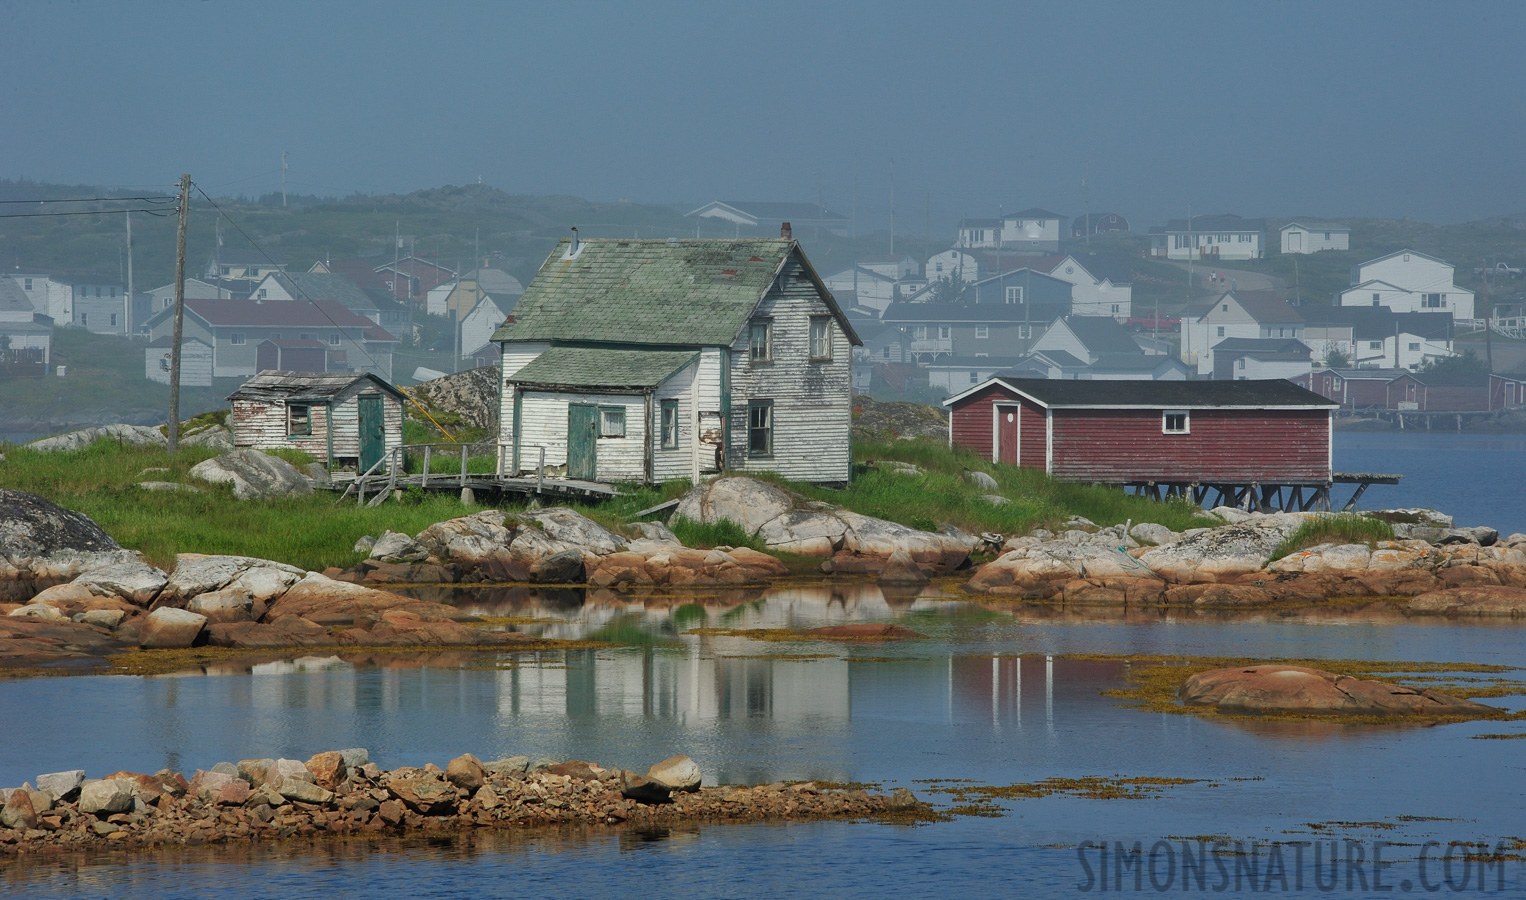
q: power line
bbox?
[0,208,176,219]
[0,196,176,204]
[191,182,391,376]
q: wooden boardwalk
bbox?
[1125,472,1402,513]
[328,444,617,507]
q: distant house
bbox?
[1032,253,1133,319]
[1029,315,1141,364]
[880,301,1064,361]
[944,379,1336,482]
[429,267,525,320]
[251,271,412,339]
[686,201,851,236]
[1071,213,1130,237]
[459,295,509,359]
[957,218,1004,250]
[140,299,399,381]
[147,278,231,314]
[1299,305,1454,370]
[925,248,984,284]
[925,356,1029,393]
[372,255,457,303]
[0,277,52,371]
[1490,371,1526,409]
[9,273,73,321]
[999,208,1066,253]
[822,265,900,315]
[206,248,285,282]
[1338,249,1476,320]
[970,268,1075,307]
[229,371,404,472]
[60,274,131,335]
[1279,222,1350,254]
[1386,372,1491,411]
[1181,290,1304,376]
[493,232,861,484]
[1293,368,1409,409]
[1001,349,1187,382]
[1209,337,1312,381]
[144,337,213,387]
[1149,214,1266,261]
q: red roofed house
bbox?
[140,299,398,381]
[943,378,1336,485]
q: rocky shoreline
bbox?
[0,751,925,858]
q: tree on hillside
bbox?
[1419,350,1489,375]
[1324,346,1349,367]
[929,275,968,304]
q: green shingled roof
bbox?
[507,346,698,390]
[491,238,818,346]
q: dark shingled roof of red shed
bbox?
[979,378,1336,408]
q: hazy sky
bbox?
[3,0,1523,230]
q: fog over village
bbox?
[3,3,1526,898]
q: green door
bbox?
[567,403,599,481]
[358,394,385,471]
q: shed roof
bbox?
[491,238,857,346]
[1005,207,1063,220]
[882,301,1066,323]
[945,377,1335,409]
[228,371,403,402]
[1281,221,1351,233]
[269,272,378,312]
[1060,315,1140,354]
[1396,372,1491,388]
[507,346,698,391]
[143,299,399,342]
[0,277,33,313]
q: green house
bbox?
[491,233,861,484]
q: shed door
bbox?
[358,394,385,471]
[996,405,1020,465]
[256,342,278,372]
[567,403,599,481]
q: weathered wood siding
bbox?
[725,261,854,482]
[517,389,649,481]
[497,341,548,472]
[949,383,1007,460]
[327,386,404,461]
[231,399,334,459]
[1046,409,1331,482]
[145,343,213,386]
[653,362,699,483]
[1386,376,1490,411]
[1019,400,1045,469]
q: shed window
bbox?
[1162,411,1189,434]
[749,320,772,362]
[329,333,341,345]
[287,404,311,436]
[1005,286,1024,304]
[599,407,626,438]
[975,326,989,339]
[230,332,246,345]
[1216,326,1225,337]
[747,400,772,457]
[809,316,832,360]
[1369,341,1383,350]
[1408,342,1420,351]
[660,400,678,449]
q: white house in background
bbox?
[999,208,1065,253]
[1280,222,1350,254]
[1029,315,1142,365]
[1034,254,1133,319]
[147,278,231,313]
[0,277,53,366]
[9,273,73,321]
[143,336,213,386]
[1181,290,1304,376]
[685,201,851,236]
[926,248,983,284]
[459,295,509,359]
[956,218,1003,249]
[924,356,1028,394]
[823,266,899,315]
[1149,214,1266,260]
[1208,338,1312,381]
[1338,249,1476,320]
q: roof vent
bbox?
[561,227,584,261]
[781,222,792,239]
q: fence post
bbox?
[422,445,432,488]
[460,445,468,486]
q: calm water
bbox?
[4,585,1525,898]
[1335,431,1526,535]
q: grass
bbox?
[668,516,764,552]
[1270,514,1395,561]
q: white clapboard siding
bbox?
[232,384,402,465]
[145,344,213,386]
[652,361,699,482]
[517,389,649,481]
[497,341,549,469]
[725,260,853,482]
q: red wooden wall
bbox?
[1046,408,1330,483]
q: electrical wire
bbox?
[0,196,176,204]
[0,208,177,219]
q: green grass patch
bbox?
[1271,514,1395,562]
[669,515,765,551]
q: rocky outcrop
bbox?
[673,477,974,571]
[26,425,167,453]
[410,367,501,430]
[0,490,139,602]
[1179,665,1501,716]
[0,751,925,856]
[1405,586,1526,617]
[188,449,314,500]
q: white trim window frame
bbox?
[749,319,773,363]
[1162,410,1190,434]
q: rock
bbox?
[527,549,586,584]
[629,521,680,544]
[980,493,1010,506]
[187,449,314,500]
[136,481,204,494]
[520,508,629,556]
[377,799,405,826]
[8,603,64,620]
[1407,586,1526,617]
[756,510,848,556]
[353,536,377,554]
[78,779,135,815]
[1137,524,1296,583]
[78,609,127,630]
[369,531,429,564]
[305,752,346,789]
[1129,522,1178,546]
[192,770,240,802]
[1180,665,1500,715]
[278,779,334,804]
[799,624,923,640]
[1062,515,1098,531]
[237,759,277,788]
[963,471,999,491]
[410,366,502,430]
[546,760,604,781]
[206,617,333,649]
[1,789,37,830]
[304,463,330,485]
[484,756,529,777]
[339,748,369,768]
[879,461,923,477]
[0,489,123,566]
[837,510,969,568]
[274,758,315,783]
[878,549,929,586]
[675,477,796,535]
[265,573,476,625]
[387,777,456,815]
[647,756,702,793]
[887,788,920,811]
[445,754,487,792]
[72,561,167,607]
[1374,507,1453,528]
[138,607,207,649]
[186,588,256,624]
[27,424,167,453]
[1441,526,1499,547]
[621,772,672,804]
[474,784,503,809]
[35,770,85,801]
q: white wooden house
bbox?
[1279,222,1349,254]
[145,336,213,386]
[1149,215,1265,260]
[1337,249,1476,319]
[460,295,511,359]
[228,371,404,472]
[492,231,862,485]
[1034,254,1133,319]
[1181,291,1304,376]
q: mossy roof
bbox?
[507,346,698,391]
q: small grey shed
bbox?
[229,370,404,471]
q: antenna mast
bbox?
[281,150,288,208]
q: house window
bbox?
[1162,411,1189,434]
[300,333,315,341]
[1111,304,1120,314]
[1408,342,1420,351]
[1369,341,1383,350]
[1221,304,1228,312]
[749,319,772,362]
[23,279,31,290]
[914,325,928,340]
[258,289,268,299]
[94,287,102,298]
[809,316,832,360]
[1005,286,1024,304]
[660,400,678,449]
[329,333,341,345]
[1018,325,1032,339]
[938,326,951,340]
[221,266,231,276]
[1323,232,1331,240]
[1422,293,1444,308]
[230,333,246,345]
[287,404,311,437]
[1236,358,1246,369]
[599,407,626,438]
[80,313,87,326]
[1217,326,1225,337]
[109,314,117,327]
[881,346,891,359]
[969,371,979,384]
[935,262,944,273]
[747,401,772,457]
[1373,293,1381,304]
[975,326,989,339]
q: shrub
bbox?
[668,515,764,551]
[1271,514,1395,561]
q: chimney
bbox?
[570,226,579,254]
[780,222,792,239]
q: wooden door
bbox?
[996,405,1020,465]
[567,404,599,481]
[358,395,385,471]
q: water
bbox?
[4,585,1525,898]
[1335,431,1526,535]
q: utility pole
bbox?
[1482,260,1493,372]
[124,210,134,337]
[1082,172,1090,250]
[888,159,895,257]
[168,174,191,454]
[1185,204,1194,298]
[281,150,288,208]
[1293,257,1300,306]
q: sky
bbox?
[2,0,1523,231]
